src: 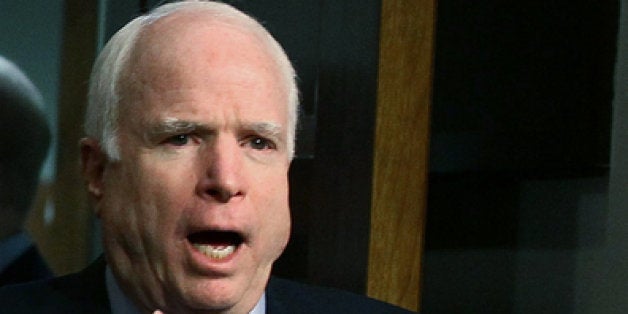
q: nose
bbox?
[197,136,245,203]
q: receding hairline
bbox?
[125,8,287,75]
[86,1,299,159]
[117,8,293,113]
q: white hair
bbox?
[85,0,299,160]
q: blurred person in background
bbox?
[0,55,53,286]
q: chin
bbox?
[174,277,251,312]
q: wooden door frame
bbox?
[367,0,436,311]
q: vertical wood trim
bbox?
[367,0,436,311]
[28,0,99,275]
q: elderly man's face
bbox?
[83,13,291,313]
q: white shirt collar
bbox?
[106,266,266,314]
[249,291,266,314]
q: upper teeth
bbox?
[193,244,236,259]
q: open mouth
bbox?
[188,230,244,260]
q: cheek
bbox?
[99,160,194,256]
[99,166,152,256]
[256,175,291,250]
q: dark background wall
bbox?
[602,1,628,312]
[422,1,619,313]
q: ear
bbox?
[80,137,107,202]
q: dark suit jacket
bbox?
[0,245,53,287]
[0,258,415,313]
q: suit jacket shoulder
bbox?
[0,245,53,286]
[0,257,110,314]
[266,277,416,314]
[0,261,415,314]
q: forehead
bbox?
[130,10,275,74]
[118,10,289,124]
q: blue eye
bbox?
[166,134,189,146]
[249,137,274,150]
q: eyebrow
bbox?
[146,118,284,140]
[147,118,210,138]
[244,122,283,138]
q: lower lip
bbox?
[186,240,241,273]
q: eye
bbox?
[247,137,275,150]
[164,134,190,146]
